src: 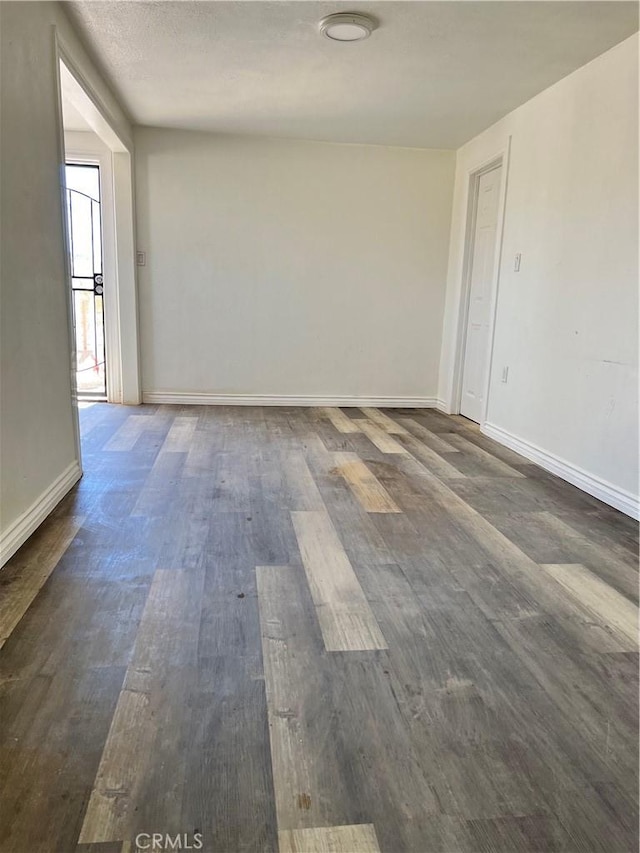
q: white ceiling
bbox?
[64,1,638,148]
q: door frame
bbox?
[452,139,511,426]
[55,33,141,406]
[65,142,120,402]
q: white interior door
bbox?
[460,164,502,423]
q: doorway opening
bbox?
[65,162,107,400]
[57,47,141,408]
[455,153,508,425]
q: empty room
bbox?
[0,2,638,851]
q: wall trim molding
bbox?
[482,422,639,520]
[142,391,439,408]
[0,461,82,567]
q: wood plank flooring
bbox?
[0,404,637,852]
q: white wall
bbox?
[0,2,132,564]
[439,34,639,514]
[135,130,455,403]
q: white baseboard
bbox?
[0,461,82,567]
[435,398,450,413]
[482,422,639,520]
[142,392,439,408]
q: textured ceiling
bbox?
[64,1,638,148]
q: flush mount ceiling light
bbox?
[319,12,377,42]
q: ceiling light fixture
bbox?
[318,12,377,42]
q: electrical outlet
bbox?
[514,253,521,272]
[501,366,509,383]
[136,251,146,267]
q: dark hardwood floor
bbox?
[0,404,637,853]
